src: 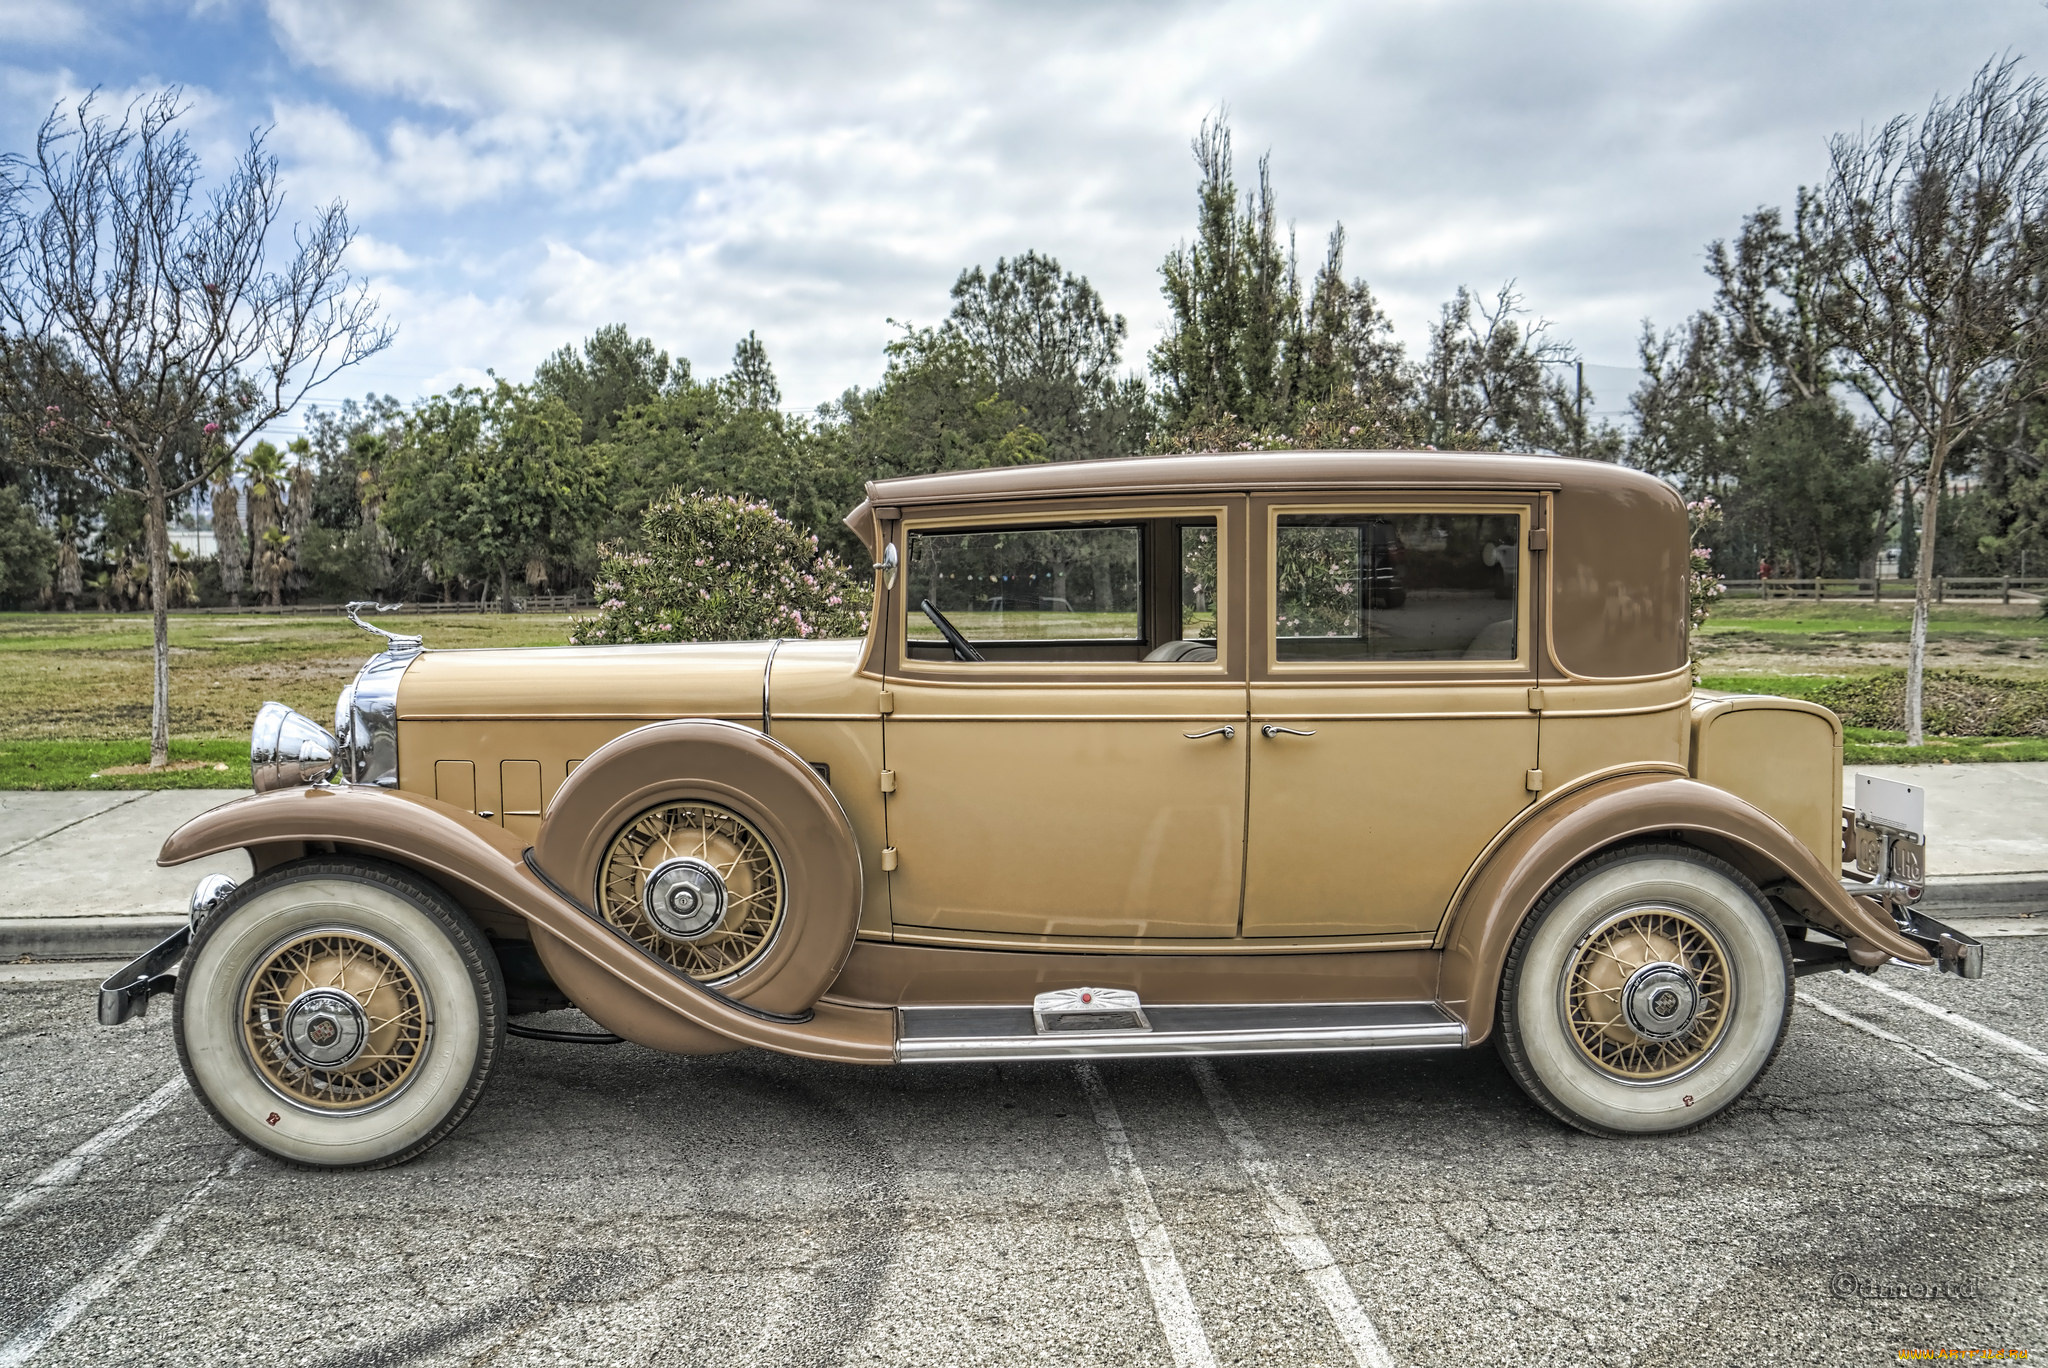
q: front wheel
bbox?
[1494,844,1792,1136]
[174,858,505,1168]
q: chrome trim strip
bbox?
[335,650,416,787]
[761,637,784,736]
[894,1001,1466,1062]
[896,1021,1465,1062]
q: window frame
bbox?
[1253,494,1540,681]
[884,496,1245,685]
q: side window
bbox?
[908,524,1142,645]
[902,515,1221,663]
[1274,512,1521,662]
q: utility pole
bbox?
[1574,359,1585,458]
[1547,357,1590,457]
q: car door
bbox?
[881,496,1250,940]
[1242,494,1542,938]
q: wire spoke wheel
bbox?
[597,801,786,983]
[240,929,431,1112]
[1561,906,1732,1082]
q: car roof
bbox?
[842,450,1692,681]
[845,449,1672,546]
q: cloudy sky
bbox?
[2,0,2043,428]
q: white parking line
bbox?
[3,1077,184,1219]
[1190,1061,1395,1368]
[1842,974,2048,1075]
[1074,1064,1218,1368]
[0,1149,251,1368]
[1797,992,2039,1115]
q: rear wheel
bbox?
[174,858,504,1168]
[1495,844,1792,1136]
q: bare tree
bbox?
[0,90,391,766]
[1821,57,2048,743]
[1419,282,1581,451]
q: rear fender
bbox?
[157,786,893,1063]
[1436,771,1931,1044]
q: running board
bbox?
[895,1000,1466,1063]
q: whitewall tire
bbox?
[1495,844,1792,1137]
[174,859,505,1168]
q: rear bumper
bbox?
[1892,908,1985,980]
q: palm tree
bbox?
[242,442,287,607]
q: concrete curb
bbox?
[1,916,184,960]
[1917,873,2048,917]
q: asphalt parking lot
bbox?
[2,938,2043,1367]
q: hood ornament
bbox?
[343,601,423,657]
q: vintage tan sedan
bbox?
[99,452,1985,1167]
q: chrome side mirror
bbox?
[873,540,899,590]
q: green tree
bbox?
[571,489,866,644]
[535,324,677,444]
[947,251,1146,459]
[380,380,607,607]
[596,335,861,562]
[1293,225,1411,419]
[1630,196,1889,579]
[1152,113,1301,430]
[0,483,55,605]
[724,331,782,411]
[1732,401,1892,577]
[827,326,1047,480]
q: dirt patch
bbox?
[92,759,231,776]
[1695,634,2047,676]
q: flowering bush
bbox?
[1685,497,1725,683]
[570,489,868,645]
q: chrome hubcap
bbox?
[1621,962,1700,1041]
[282,988,369,1069]
[642,857,728,941]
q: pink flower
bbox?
[204,422,220,433]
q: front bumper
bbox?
[97,925,190,1026]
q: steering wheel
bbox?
[920,600,985,662]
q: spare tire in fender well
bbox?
[532,718,862,1018]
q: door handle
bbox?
[1260,725,1317,739]
[1183,725,1236,740]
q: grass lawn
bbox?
[0,611,580,788]
[1838,728,2048,765]
[0,737,252,790]
[0,611,580,745]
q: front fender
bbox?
[157,786,893,1063]
[1436,771,1932,1044]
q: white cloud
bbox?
[344,233,420,273]
[209,0,2048,410]
[0,0,90,46]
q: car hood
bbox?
[395,638,865,722]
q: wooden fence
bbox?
[167,594,594,617]
[1720,577,2048,603]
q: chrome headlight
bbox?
[252,702,337,792]
[334,650,413,788]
